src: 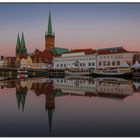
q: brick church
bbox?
[16,11,69,68]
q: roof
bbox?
[71,48,96,54]
[97,47,129,55]
[31,49,53,63]
[51,47,70,55]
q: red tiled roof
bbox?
[97,47,129,55]
[70,48,96,54]
[31,49,53,63]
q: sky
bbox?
[0,3,140,56]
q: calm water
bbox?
[0,76,140,137]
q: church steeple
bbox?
[45,11,55,50]
[21,32,26,48]
[16,32,27,59]
[47,11,53,36]
[16,33,21,56]
[47,108,53,133]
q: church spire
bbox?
[21,32,26,48]
[16,33,21,55]
[48,108,53,133]
[47,11,53,36]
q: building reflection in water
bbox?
[16,82,27,111]
[30,79,55,133]
[53,77,133,100]
[0,76,139,133]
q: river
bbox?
[0,76,139,137]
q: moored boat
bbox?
[65,69,92,76]
[17,68,28,79]
[92,68,132,77]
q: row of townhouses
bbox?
[53,47,137,70]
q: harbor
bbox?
[0,67,140,80]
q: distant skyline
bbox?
[1,3,140,56]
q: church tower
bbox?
[45,11,55,51]
[16,32,27,59]
[16,33,21,57]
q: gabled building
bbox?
[96,47,135,69]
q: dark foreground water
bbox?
[0,76,140,137]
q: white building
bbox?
[53,78,133,98]
[53,49,97,70]
[53,47,135,70]
[96,47,134,69]
[0,59,6,67]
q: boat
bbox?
[92,68,132,77]
[0,77,8,81]
[17,68,28,79]
[65,69,92,76]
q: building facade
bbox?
[53,47,135,70]
[53,49,97,69]
[96,47,134,69]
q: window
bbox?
[117,61,120,66]
[64,64,66,67]
[112,61,115,66]
[83,63,85,66]
[57,64,59,67]
[107,61,110,66]
[99,62,102,66]
[61,64,63,67]
[80,63,82,66]
[92,62,94,66]
[88,62,91,66]
[103,61,106,66]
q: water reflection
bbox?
[53,77,133,100]
[0,77,140,136]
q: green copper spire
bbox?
[47,11,53,36]
[16,33,20,49]
[21,92,26,112]
[48,108,53,133]
[16,91,21,111]
[16,33,21,54]
[21,32,26,48]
